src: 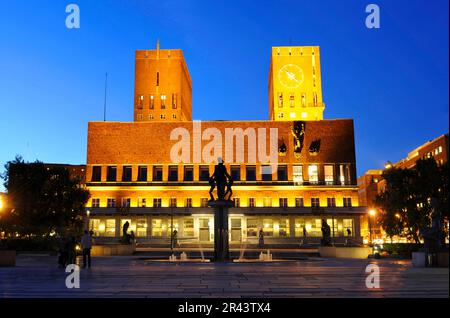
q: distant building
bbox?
[43,163,86,185]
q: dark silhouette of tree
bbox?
[375,158,449,243]
[0,156,90,238]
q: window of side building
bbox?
[107,198,116,208]
[246,166,256,181]
[279,198,288,207]
[247,218,259,237]
[170,197,177,207]
[185,198,192,207]
[152,219,163,237]
[149,95,154,109]
[136,219,147,237]
[184,218,194,237]
[279,219,290,237]
[172,93,177,109]
[105,219,116,237]
[199,166,210,181]
[231,165,241,181]
[137,95,144,109]
[107,166,117,182]
[248,197,255,208]
[343,219,354,237]
[91,166,102,182]
[200,198,209,207]
[160,95,166,109]
[233,198,240,207]
[263,219,274,236]
[121,198,130,207]
[168,166,178,181]
[137,166,147,181]
[91,198,100,208]
[122,166,132,182]
[184,166,193,181]
[138,197,146,207]
[153,166,163,181]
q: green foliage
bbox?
[375,159,449,243]
[382,243,423,258]
[0,156,90,238]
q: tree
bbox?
[375,158,449,243]
[0,156,90,238]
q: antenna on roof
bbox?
[103,72,108,121]
[156,39,160,59]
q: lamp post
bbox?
[86,210,90,231]
[368,209,376,245]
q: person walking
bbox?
[81,230,93,269]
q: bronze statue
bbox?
[420,197,443,264]
[292,122,305,156]
[120,221,131,244]
[208,158,232,201]
[320,218,332,246]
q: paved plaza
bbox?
[0,254,448,298]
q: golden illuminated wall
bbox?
[134,45,192,122]
[269,46,324,121]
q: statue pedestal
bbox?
[208,200,233,262]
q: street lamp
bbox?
[368,209,376,245]
[86,210,90,231]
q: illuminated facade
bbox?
[85,44,366,245]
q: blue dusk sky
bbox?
[0,0,448,189]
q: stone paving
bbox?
[0,254,448,298]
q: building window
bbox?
[184,218,194,237]
[247,218,258,237]
[438,146,443,153]
[233,197,240,207]
[137,113,143,120]
[122,166,132,182]
[150,95,154,109]
[301,94,306,107]
[168,166,178,181]
[327,197,336,207]
[246,166,256,181]
[91,198,100,208]
[199,166,210,181]
[200,198,209,207]
[91,166,102,182]
[261,165,272,181]
[278,112,284,119]
[263,197,272,207]
[152,219,163,237]
[172,114,177,119]
[311,197,320,208]
[324,165,334,185]
[340,164,350,185]
[136,219,147,237]
[184,166,193,181]
[231,165,241,181]
[172,93,177,109]
[294,218,306,237]
[121,198,130,207]
[149,114,154,120]
[156,72,159,86]
[107,198,116,208]
[313,92,318,106]
[106,166,117,182]
[170,197,177,207]
[279,198,288,207]
[248,197,255,208]
[263,219,274,236]
[293,165,303,185]
[161,95,166,109]
[277,92,283,108]
[295,197,304,207]
[137,166,147,181]
[105,219,116,237]
[277,165,287,181]
[185,198,192,208]
[343,197,352,207]
[160,114,165,119]
[279,219,290,237]
[308,164,318,184]
[137,95,144,109]
[153,198,162,208]
[138,197,147,207]
[153,166,163,181]
[289,94,295,107]
[343,219,354,237]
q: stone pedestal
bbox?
[209,200,233,262]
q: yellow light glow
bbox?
[98,223,105,232]
[0,197,3,210]
[264,223,270,228]
[369,209,376,216]
[395,213,400,219]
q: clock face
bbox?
[278,64,304,89]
